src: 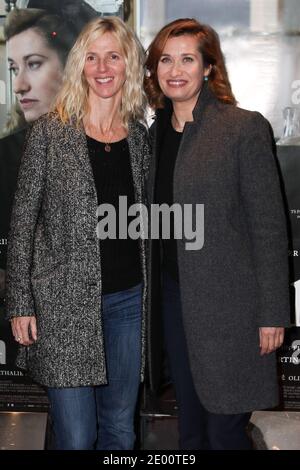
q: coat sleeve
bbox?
[5,119,47,319]
[239,111,290,327]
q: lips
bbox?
[95,77,114,84]
[166,80,187,87]
[19,98,38,109]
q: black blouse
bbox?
[86,135,141,294]
[155,121,182,281]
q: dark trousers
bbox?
[162,272,252,450]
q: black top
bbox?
[155,121,182,281]
[86,135,141,294]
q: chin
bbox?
[165,90,188,100]
[168,95,188,103]
[23,113,35,123]
[24,112,43,123]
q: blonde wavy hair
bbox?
[54,16,146,128]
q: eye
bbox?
[110,53,120,60]
[28,61,42,70]
[160,56,171,64]
[86,54,96,62]
[183,56,194,63]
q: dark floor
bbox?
[1,409,300,450]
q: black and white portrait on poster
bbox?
[0,0,124,411]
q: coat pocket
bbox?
[31,257,67,282]
[30,261,69,316]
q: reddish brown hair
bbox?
[144,18,236,109]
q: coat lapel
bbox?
[152,82,219,170]
[127,121,144,199]
[57,119,96,190]
[148,103,172,204]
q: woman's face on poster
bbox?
[7,28,64,122]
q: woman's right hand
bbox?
[10,316,37,346]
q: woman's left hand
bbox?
[259,327,284,355]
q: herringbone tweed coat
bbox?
[5,113,150,388]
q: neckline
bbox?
[168,121,183,136]
[171,126,183,135]
[86,134,127,145]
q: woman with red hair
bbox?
[145,18,290,450]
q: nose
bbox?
[96,58,108,73]
[169,60,181,77]
[13,69,30,95]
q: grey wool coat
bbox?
[147,83,290,414]
[5,113,150,388]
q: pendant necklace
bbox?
[85,120,119,153]
[104,142,111,153]
[104,127,114,152]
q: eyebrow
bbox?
[8,53,48,62]
[160,52,197,56]
[86,50,121,55]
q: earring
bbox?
[204,76,209,82]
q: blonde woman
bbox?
[5,16,149,450]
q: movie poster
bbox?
[277,145,300,410]
[0,0,124,411]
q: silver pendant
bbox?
[105,143,111,152]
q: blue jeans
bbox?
[47,283,142,450]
